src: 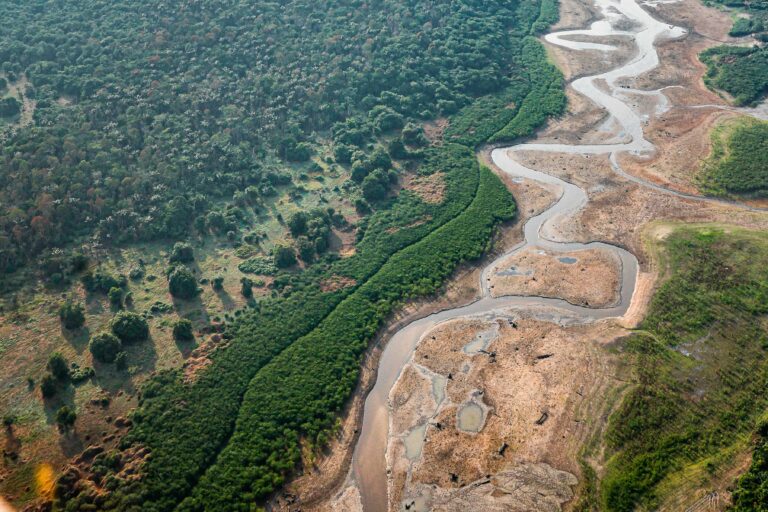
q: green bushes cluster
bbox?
[700,45,768,106]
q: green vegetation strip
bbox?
[731,414,768,511]
[601,227,768,511]
[698,117,768,198]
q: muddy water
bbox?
[350,0,750,510]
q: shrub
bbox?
[212,276,224,290]
[173,319,194,342]
[108,287,123,307]
[169,266,199,299]
[55,406,77,431]
[110,311,149,343]
[58,301,85,330]
[89,332,122,363]
[273,244,297,268]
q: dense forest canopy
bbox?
[0,0,537,273]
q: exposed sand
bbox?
[488,246,621,308]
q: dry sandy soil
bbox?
[487,246,622,308]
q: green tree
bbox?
[58,301,85,330]
[89,332,122,363]
[169,242,195,264]
[47,352,69,381]
[108,287,123,307]
[173,319,194,342]
[40,374,57,398]
[169,266,199,300]
[288,212,308,237]
[110,311,149,343]
[240,277,254,299]
[273,244,297,268]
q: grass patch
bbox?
[698,117,768,198]
[601,226,768,511]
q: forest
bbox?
[0,0,571,510]
[0,0,555,276]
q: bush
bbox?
[58,301,85,330]
[89,332,122,363]
[108,287,123,307]
[240,277,254,299]
[168,266,199,299]
[173,319,194,342]
[110,311,149,343]
[47,352,69,381]
[212,276,224,290]
[55,406,77,431]
[169,242,195,264]
[273,244,297,268]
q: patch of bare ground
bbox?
[271,160,558,512]
[546,35,636,82]
[488,247,621,307]
[319,275,357,293]
[536,87,616,145]
[423,118,448,145]
[387,315,629,511]
[551,0,597,32]
[402,171,446,204]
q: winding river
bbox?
[349,0,759,510]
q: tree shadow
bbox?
[61,325,91,354]
[171,293,211,330]
[42,383,76,426]
[4,424,21,459]
[175,337,198,359]
[214,287,236,311]
[91,336,158,396]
